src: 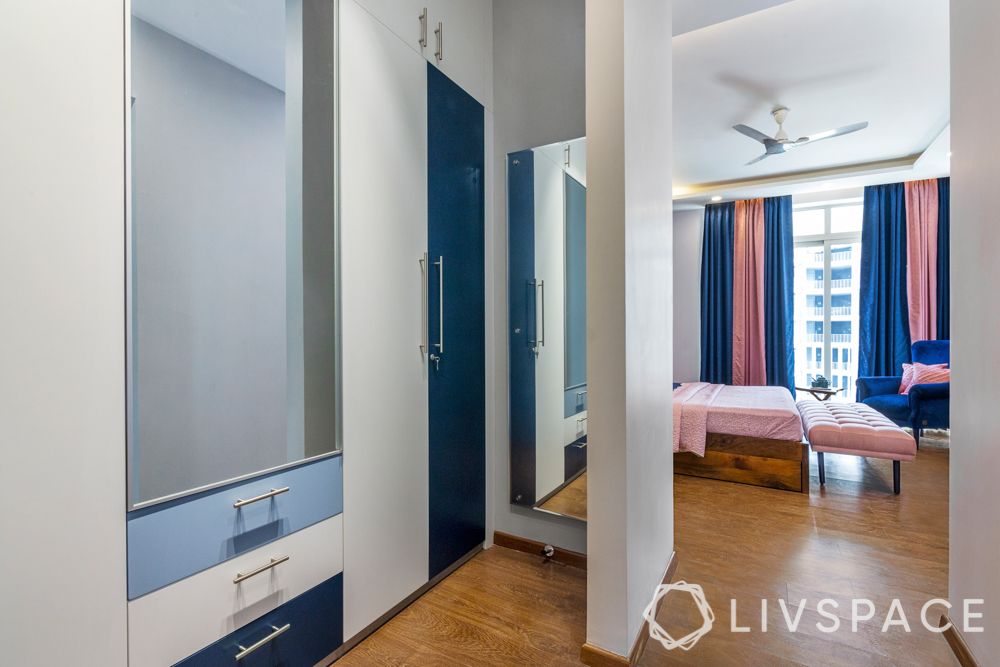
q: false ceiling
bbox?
[673,0,949,200]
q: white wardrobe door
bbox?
[340,0,430,641]
[532,148,568,501]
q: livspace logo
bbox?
[644,582,985,652]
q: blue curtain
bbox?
[859,183,912,385]
[764,196,795,393]
[700,202,735,384]
[937,177,950,340]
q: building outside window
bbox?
[792,199,863,401]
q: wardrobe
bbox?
[122,0,488,664]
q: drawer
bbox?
[128,454,343,599]
[176,573,343,667]
[129,514,343,667]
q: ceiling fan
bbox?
[733,107,869,165]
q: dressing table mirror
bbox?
[508,137,587,522]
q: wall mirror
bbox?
[508,137,587,522]
[127,0,338,508]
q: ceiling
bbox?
[132,0,285,90]
[673,0,950,204]
[672,0,798,36]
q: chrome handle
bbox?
[233,486,289,509]
[234,624,291,661]
[576,390,588,399]
[434,256,444,353]
[419,253,429,353]
[233,555,289,584]
[418,8,428,48]
[434,22,443,62]
[537,279,545,348]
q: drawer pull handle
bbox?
[233,555,290,584]
[233,486,289,508]
[234,623,291,660]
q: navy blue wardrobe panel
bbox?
[563,172,587,417]
[507,150,537,506]
[427,63,486,579]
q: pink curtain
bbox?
[732,198,767,385]
[905,179,939,342]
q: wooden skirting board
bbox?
[674,432,809,493]
[492,531,587,570]
[941,614,982,667]
[580,551,678,667]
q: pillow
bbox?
[899,362,947,394]
[902,363,951,395]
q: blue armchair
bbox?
[856,340,950,444]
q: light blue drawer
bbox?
[127,454,342,599]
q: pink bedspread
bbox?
[673,383,803,456]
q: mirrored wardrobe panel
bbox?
[508,137,587,521]
[127,0,338,508]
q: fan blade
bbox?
[796,121,868,145]
[733,124,773,144]
[746,153,769,165]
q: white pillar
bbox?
[585,0,674,658]
[950,1,1000,661]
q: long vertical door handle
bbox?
[434,22,443,62]
[418,8,428,48]
[434,256,444,353]
[537,279,545,348]
[419,253,429,353]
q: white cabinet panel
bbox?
[339,0,431,641]
[128,515,343,667]
[351,0,492,108]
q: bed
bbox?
[672,383,808,493]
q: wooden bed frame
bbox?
[674,432,810,493]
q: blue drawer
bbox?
[128,454,343,599]
[174,573,343,666]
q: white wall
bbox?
[491,0,587,552]
[950,1,1000,660]
[586,0,674,657]
[0,1,127,664]
[673,207,703,382]
[130,18,290,504]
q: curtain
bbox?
[732,198,767,385]
[859,183,912,383]
[937,177,950,340]
[764,195,795,394]
[700,202,735,384]
[904,179,939,342]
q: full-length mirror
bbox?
[127,0,338,508]
[508,137,587,521]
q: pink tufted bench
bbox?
[797,401,917,494]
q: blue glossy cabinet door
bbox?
[427,63,486,579]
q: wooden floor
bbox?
[337,546,586,666]
[641,434,955,666]
[337,433,954,666]
[538,472,588,521]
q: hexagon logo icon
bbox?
[642,581,714,651]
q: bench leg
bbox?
[893,460,901,495]
[817,451,825,485]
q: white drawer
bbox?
[128,514,343,667]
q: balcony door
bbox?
[792,200,863,400]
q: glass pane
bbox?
[793,209,824,237]
[830,241,861,401]
[793,244,824,396]
[831,205,863,234]
[128,2,338,506]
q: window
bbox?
[792,199,862,401]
